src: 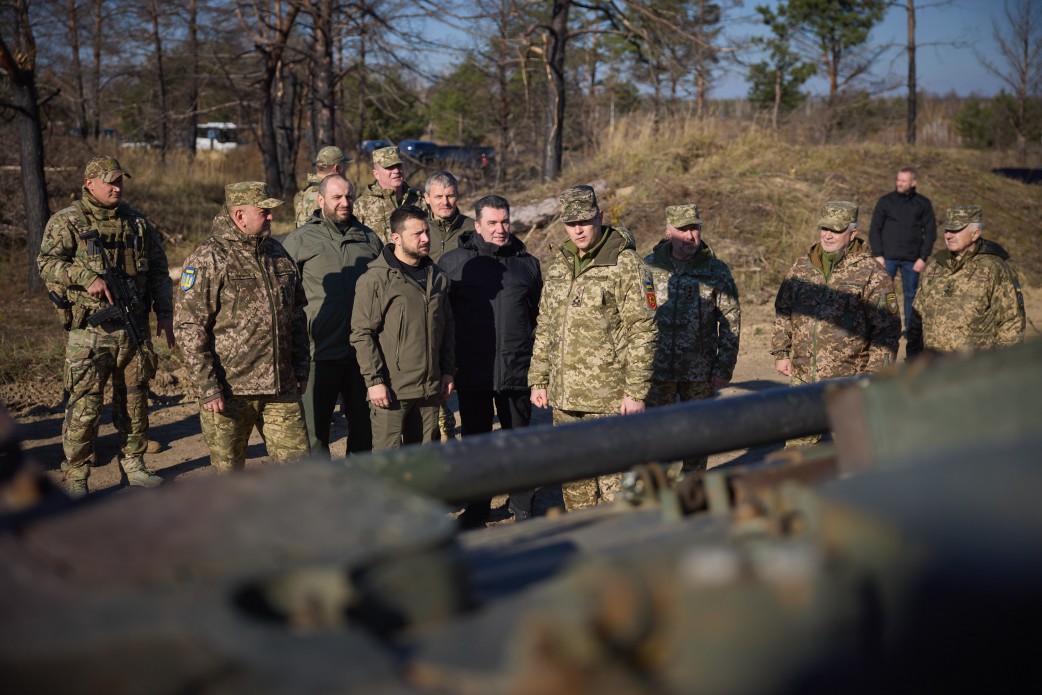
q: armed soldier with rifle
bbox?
[38,155,175,497]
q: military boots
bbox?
[120,457,163,488]
[61,462,90,498]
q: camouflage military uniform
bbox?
[907,242,1025,357]
[353,182,426,245]
[645,217,740,473]
[772,237,900,384]
[294,146,349,227]
[37,157,172,494]
[174,184,310,471]
[293,173,322,228]
[529,193,658,510]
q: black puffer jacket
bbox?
[439,231,542,391]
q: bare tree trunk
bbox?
[91,0,102,139]
[67,0,88,137]
[357,28,367,151]
[495,17,509,185]
[906,0,916,145]
[772,67,781,130]
[1,0,51,292]
[542,0,569,183]
[311,0,335,148]
[188,0,199,158]
[148,0,168,160]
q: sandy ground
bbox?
[11,287,1041,515]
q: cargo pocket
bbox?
[64,337,97,396]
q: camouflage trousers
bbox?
[785,374,825,448]
[199,394,309,472]
[646,380,715,476]
[553,408,620,512]
[61,326,157,471]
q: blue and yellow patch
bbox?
[180,267,197,291]
[642,267,658,310]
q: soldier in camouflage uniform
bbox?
[645,204,741,475]
[174,182,310,471]
[907,205,1025,358]
[37,155,173,497]
[353,146,426,244]
[529,185,658,511]
[424,170,475,441]
[772,201,900,386]
[293,146,349,227]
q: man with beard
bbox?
[350,205,455,450]
[284,175,383,456]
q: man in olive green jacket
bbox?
[350,205,455,450]
[284,175,383,456]
[529,185,658,511]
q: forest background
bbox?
[2,0,1041,412]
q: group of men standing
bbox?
[38,152,1025,513]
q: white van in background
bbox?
[196,122,240,152]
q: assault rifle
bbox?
[79,229,148,348]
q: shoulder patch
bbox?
[180,266,197,291]
[642,264,658,310]
[885,291,899,314]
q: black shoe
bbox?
[457,506,491,530]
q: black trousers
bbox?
[304,359,372,457]
[457,389,535,520]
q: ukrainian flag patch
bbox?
[181,267,197,291]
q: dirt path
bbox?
[13,288,1040,504]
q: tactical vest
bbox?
[57,201,152,329]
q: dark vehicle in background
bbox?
[398,139,439,163]
[436,145,494,171]
[361,139,393,157]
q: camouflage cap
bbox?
[224,181,284,209]
[559,185,599,223]
[942,204,983,230]
[316,145,348,166]
[373,146,402,168]
[666,204,702,228]
[84,155,131,182]
[818,200,859,232]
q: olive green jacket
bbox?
[350,247,455,400]
[283,211,383,362]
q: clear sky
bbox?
[713,0,1011,99]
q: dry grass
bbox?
[4,114,1041,406]
[529,115,1042,303]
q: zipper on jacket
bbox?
[256,243,281,393]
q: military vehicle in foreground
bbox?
[2,339,1040,693]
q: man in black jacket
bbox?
[868,167,937,333]
[439,195,543,527]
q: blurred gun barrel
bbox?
[343,380,841,504]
